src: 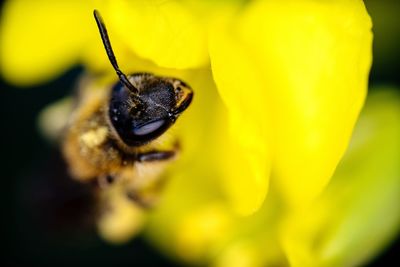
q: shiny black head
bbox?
[109,74,192,146]
[94,10,193,146]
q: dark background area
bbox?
[0,0,399,266]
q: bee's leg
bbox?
[125,190,155,209]
[128,144,179,207]
[125,175,168,209]
[136,150,177,162]
[126,153,173,208]
[97,174,115,189]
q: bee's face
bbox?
[109,73,192,146]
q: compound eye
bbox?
[132,119,167,136]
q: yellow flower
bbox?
[2,0,397,266]
[143,88,400,267]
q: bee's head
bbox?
[109,74,192,146]
[93,10,193,146]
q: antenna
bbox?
[93,10,139,94]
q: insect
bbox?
[62,10,193,208]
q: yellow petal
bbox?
[175,204,233,262]
[214,241,264,267]
[209,13,272,215]
[281,89,400,267]
[107,0,208,69]
[0,0,99,86]
[235,0,372,207]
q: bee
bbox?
[62,10,193,208]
